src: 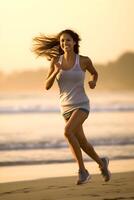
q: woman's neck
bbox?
[63,51,76,61]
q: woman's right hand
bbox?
[54,63,62,74]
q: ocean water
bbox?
[0,91,134,166]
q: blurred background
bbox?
[0,0,134,176]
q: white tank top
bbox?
[56,54,89,114]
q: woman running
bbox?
[33,29,111,185]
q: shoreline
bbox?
[0,159,134,184]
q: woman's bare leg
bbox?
[64,109,111,183]
[64,109,88,171]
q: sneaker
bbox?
[99,157,111,182]
[76,169,91,185]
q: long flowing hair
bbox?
[32,29,81,60]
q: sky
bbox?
[0,0,134,73]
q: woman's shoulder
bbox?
[79,55,92,64]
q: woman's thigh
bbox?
[64,109,88,134]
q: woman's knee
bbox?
[64,125,74,138]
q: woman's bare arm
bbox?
[84,57,98,89]
[45,58,61,90]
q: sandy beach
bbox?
[0,171,133,200]
[0,159,134,200]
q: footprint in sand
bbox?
[0,187,31,196]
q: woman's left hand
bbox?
[88,80,96,89]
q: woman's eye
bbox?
[61,39,71,42]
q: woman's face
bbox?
[60,33,76,53]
